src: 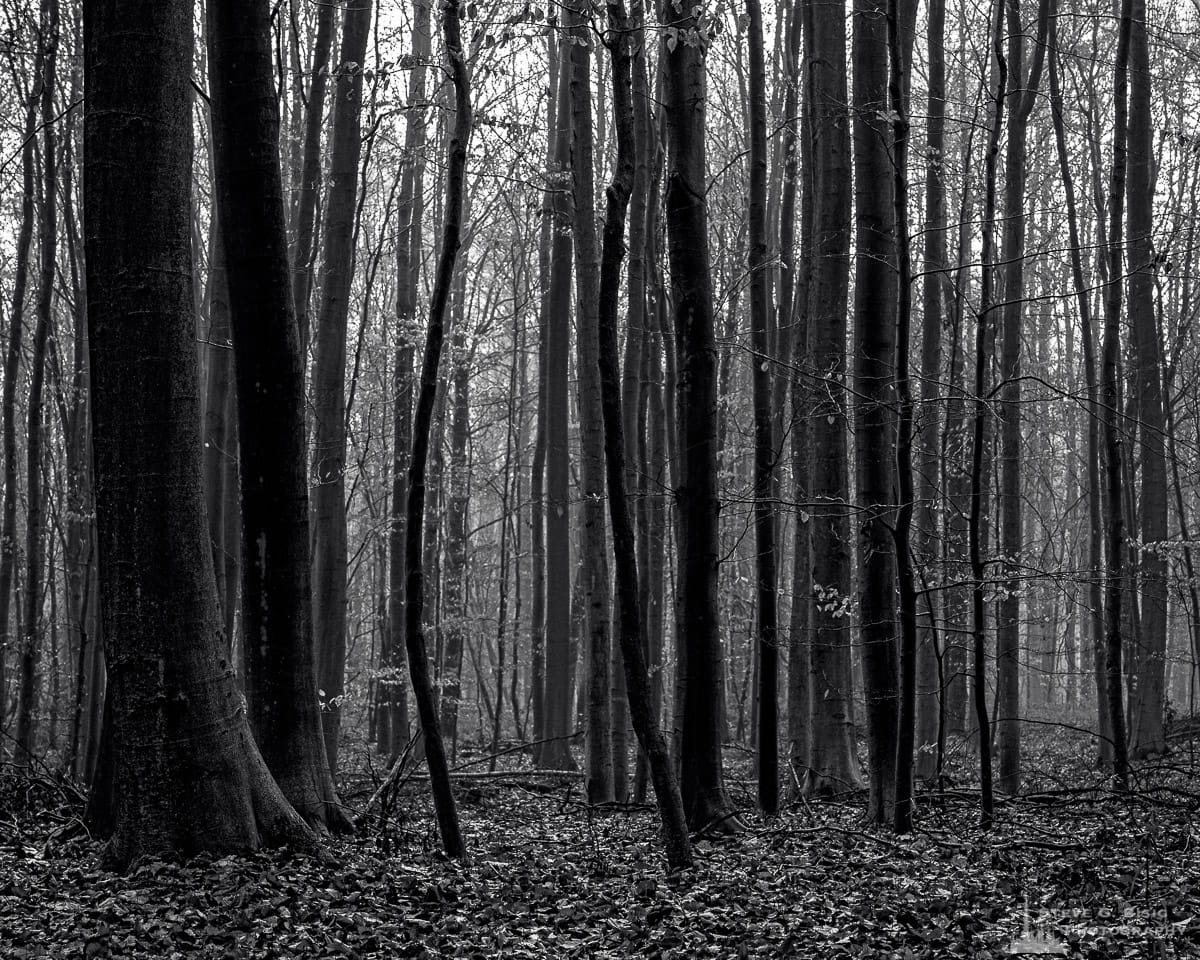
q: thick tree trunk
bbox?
[661,1,738,832]
[207,0,351,833]
[83,0,315,869]
[310,0,372,777]
[803,0,860,798]
[402,0,471,858]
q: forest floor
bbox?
[3,723,1200,958]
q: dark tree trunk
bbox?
[995,0,1050,797]
[567,0,615,804]
[201,216,239,651]
[402,0,471,858]
[661,0,738,832]
[594,0,692,869]
[1102,0,1134,789]
[530,33,558,757]
[382,0,429,762]
[803,0,860,797]
[310,0,372,777]
[745,0,778,816]
[15,0,58,765]
[83,0,315,869]
[207,0,351,833]
[1126,0,1167,759]
[914,0,946,784]
[852,0,898,824]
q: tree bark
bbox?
[851,0,898,824]
[540,49,577,772]
[594,0,692,869]
[402,0,472,858]
[803,0,860,798]
[289,0,335,353]
[745,0,779,816]
[83,0,316,869]
[661,3,738,831]
[1126,0,1167,759]
[1102,0,1134,788]
[310,0,372,777]
[207,0,351,833]
[15,0,58,765]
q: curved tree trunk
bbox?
[402,0,472,858]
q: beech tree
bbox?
[207,0,350,832]
[83,0,314,868]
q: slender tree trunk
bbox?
[15,0,58,765]
[310,0,372,776]
[83,0,316,869]
[1126,0,1167,759]
[540,49,578,772]
[914,0,946,784]
[995,0,1050,797]
[745,0,779,816]
[567,0,615,804]
[970,0,1007,829]
[1102,0,1134,789]
[402,0,471,858]
[852,0,898,824]
[1048,29,1111,767]
[594,0,692,868]
[0,30,39,747]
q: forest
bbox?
[2,0,1200,953]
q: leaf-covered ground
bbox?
[4,725,1200,958]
